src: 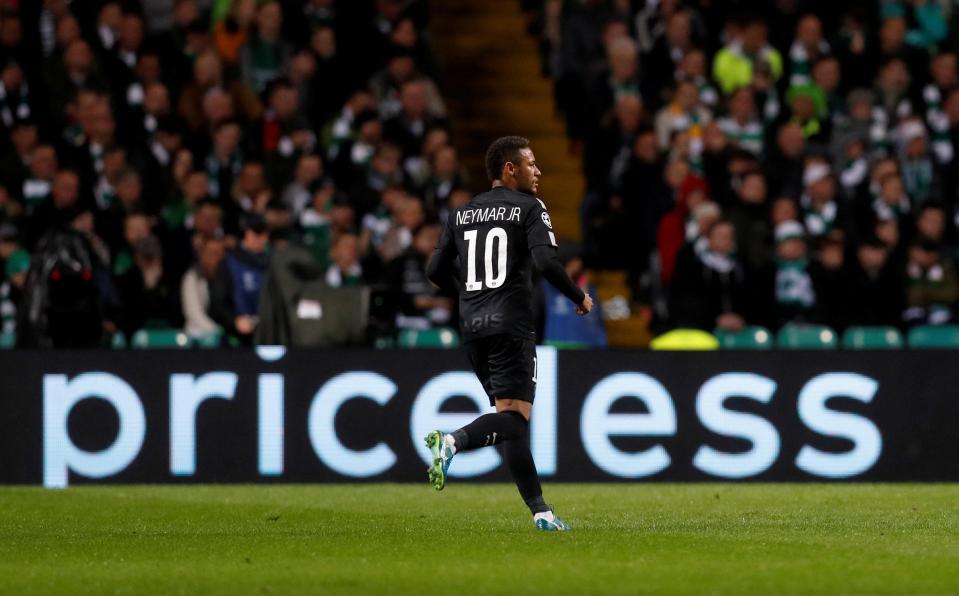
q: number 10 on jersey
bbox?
[464,227,508,291]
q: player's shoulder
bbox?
[485,188,547,211]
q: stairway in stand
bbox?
[430,0,582,241]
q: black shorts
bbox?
[466,334,537,406]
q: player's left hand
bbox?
[576,294,593,316]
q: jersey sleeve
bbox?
[525,198,558,250]
[426,213,458,293]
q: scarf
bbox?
[776,258,815,308]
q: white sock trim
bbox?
[533,511,555,523]
[443,433,457,454]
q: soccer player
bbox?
[424,136,593,531]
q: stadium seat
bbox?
[544,340,590,349]
[907,325,959,349]
[0,332,14,349]
[191,331,223,348]
[649,329,719,350]
[713,326,773,350]
[776,324,838,349]
[842,326,903,350]
[130,329,191,349]
[397,327,459,348]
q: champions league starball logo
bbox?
[541,212,553,229]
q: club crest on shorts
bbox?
[541,211,553,229]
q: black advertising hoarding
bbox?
[1,347,957,486]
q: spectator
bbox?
[726,170,771,272]
[116,235,182,338]
[653,79,711,152]
[21,144,58,215]
[27,169,81,248]
[717,86,763,155]
[871,173,912,229]
[238,0,291,93]
[0,224,26,335]
[915,202,947,247]
[329,109,381,187]
[903,236,959,327]
[308,25,349,125]
[586,36,641,134]
[0,61,31,131]
[377,195,424,263]
[181,236,226,337]
[811,231,850,332]
[369,46,444,121]
[923,52,957,164]
[847,237,903,327]
[676,48,719,109]
[177,50,262,132]
[387,223,451,330]
[896,118,939,207]
[382,79,447,159]
[420,145,465,218]
[539,242,606,347]
[325,233,363,288]
[764,122,806,198]
[773,220,815,326]
[282,154,324,218]
[788,14,829,86]
[712,15,783,94]
[221,213,270,342]
[642,9,697,108]
[799,163,846,243]
[45,39,105,125]
[205,119,244,202]
[112,210,152,276]
[213,0,256,66]
[670,218,749,332]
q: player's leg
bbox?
[493,339,570,530]
[438,337,531,455]
[425,401,529,490]
[494,398,570,531]
[427,337,528,489]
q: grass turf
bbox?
[2,484,958,595]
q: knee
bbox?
[495,399,532,421]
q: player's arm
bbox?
[525,200,592,314]
[426,217,458,294]
[530,245,590,312]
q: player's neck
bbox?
[492,180,518,191]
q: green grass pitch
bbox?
[2,484,958,594]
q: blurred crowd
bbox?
[530,0,959,335]
[0,0,467,347]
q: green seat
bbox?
[714,326,773,350]
[131,328,191,349]
[842,326,903,349]
[907,325,959,348]
[397,327,459,348]
[776,324,838,349]
[192,330,223,348]
[0,332,14,349]
[110,333,127,349]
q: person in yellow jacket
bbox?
[712,16,783,94]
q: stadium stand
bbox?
[2,0,959,350]
[522,0,959,348]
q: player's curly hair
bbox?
[485,136,530,181]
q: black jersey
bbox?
[433,186,558,342]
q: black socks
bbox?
[450,411,528,451]
[501,439,549,514]
[450,410,548,515]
